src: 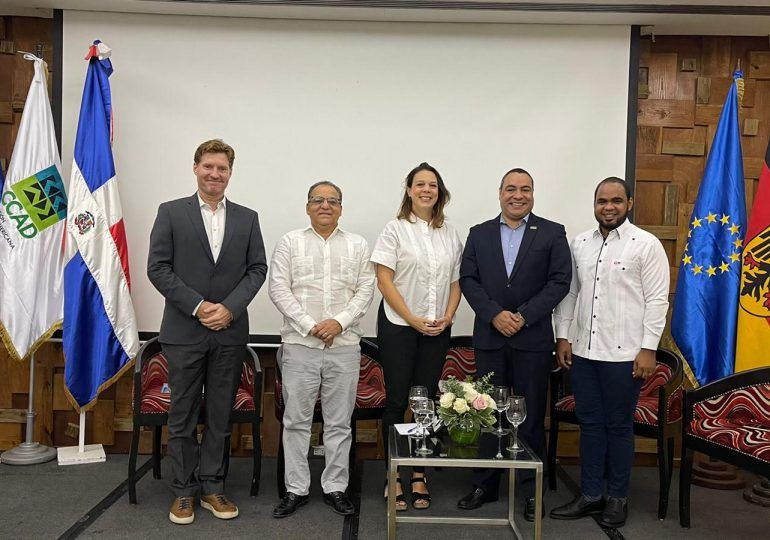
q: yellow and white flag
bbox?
[0,54,68,361]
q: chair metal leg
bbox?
[679,446,693,528]
[153,425,162,479]
[277,423,287,498]
[251,416,261,497]
[128,423,140,504]
[657,432,668,520]
[349,419,358,473]
[548,417,559,491]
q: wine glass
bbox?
[491,386,510,436]
[412,399,435,456]
[506,395,527,453]
[409,386,429,437]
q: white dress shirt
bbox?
[370,216,463,325]
[198,193,226,262]
[553,219,670,362]
[268,226,375,349]
[192,194,226,316]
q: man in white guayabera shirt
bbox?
[551,177,669,529]
[268,181,375,518]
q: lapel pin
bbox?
[530,226,538,230]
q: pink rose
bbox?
[472,395,487,411]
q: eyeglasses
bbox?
[307,196,341,207]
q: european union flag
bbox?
[671,71,747,386]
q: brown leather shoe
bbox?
[201,494,239,519]
[169,496,195,525]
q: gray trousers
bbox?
[280,343,360,495]
[163,337,244,497]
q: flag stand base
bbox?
[57,444,106,466]
[1,442,57,465]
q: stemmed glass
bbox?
[409,386,429,437]
[412,399,435,456]
[506,395,527,453]
[491,386,510,436]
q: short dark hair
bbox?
[307,180,342,202]
[397,162,451,228]
[499,168,534,189]
[594,176,632,200]
[194,139,234,169]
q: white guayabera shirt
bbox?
[268,225,375,349]
[553,219,670,362]
[371,215,463,325]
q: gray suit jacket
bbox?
[147,194,268,345]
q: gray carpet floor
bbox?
[1,450,768,539]
[356,461,770,539]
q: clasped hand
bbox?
[409,316,451,336]
[492,310,524,337]
[196,301,233,332]
[310,319,343,347]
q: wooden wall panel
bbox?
[635,36,770,372]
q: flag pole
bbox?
[0,353,57,465]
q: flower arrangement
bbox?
[437,373,497,443]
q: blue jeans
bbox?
[570,355,643,499]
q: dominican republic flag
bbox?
[63,41,139,412]
[0,54,67,362]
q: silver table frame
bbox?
[387,429,542,540]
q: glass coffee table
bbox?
[387,427,543,540]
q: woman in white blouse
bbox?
[371,162,463,511]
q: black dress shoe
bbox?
[323,491,355,516]
[523,497,546,522]
[549,495,605,520]
[272,492,309,518]
[457,488,498,510]
[598,497,627,528]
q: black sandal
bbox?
[384,478,408,511]
[410,476,432,510]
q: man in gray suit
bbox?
[147,139,268,525]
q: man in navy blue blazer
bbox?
[457,168,572,521]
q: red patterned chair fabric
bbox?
[554,362,681,425]
[679,367,770,528]
[440,346,476,381]
[136,352,257,413]
[688,384,770,462]
[273,352,386,411]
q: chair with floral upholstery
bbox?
[548,348,684,519]
[273,337,385,496]
[128,337,263,503]
[679,366,770,528]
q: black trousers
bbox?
[471,343,552,499]
[378,302,450,472]
[162,336,244,497]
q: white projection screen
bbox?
[62,11,630,337]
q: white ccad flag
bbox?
[0,54,68,362]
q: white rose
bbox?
[461,382,474,393]
[439,392,456,408]
[453,398,469,414]
[482,394,496,410]
[464,387,479,402]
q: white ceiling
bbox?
[2,0,770,35]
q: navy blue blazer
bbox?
[460,213,572,351]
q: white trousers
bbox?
[280,342,360,495]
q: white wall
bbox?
[62,11,630,336]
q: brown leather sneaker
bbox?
[169,496,195,525]
[200,494,239,519]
